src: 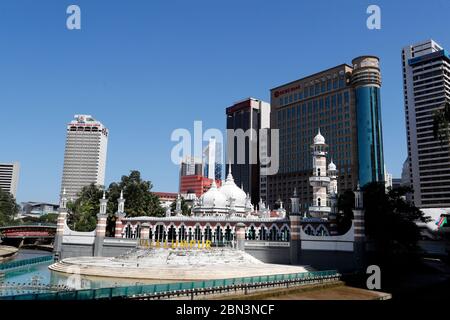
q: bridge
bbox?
[0,225,56,248]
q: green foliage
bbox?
[21,213,58,225]
[170,196,191,216]
[107,171,165,218]
[337,190,355,234]
[433,101,450,144]
[363,182,430,263]
[67,171,165,232]
[67,183,103,232]
[0,188,20,227]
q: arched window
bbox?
[204,226,212,241]
[194,226,202,241]
[224,226,233,242]
[124,224,132,239]
[318,198,321,207]
[259,226,267,241]
[248,226,256,240]
[179,225,186,241]
[155,225,165,242]
[303,224,315,236]
[134,224,141,239]
[269,226,278,241]
[316,225,330,236]
[168,225,176,242]
[149,228,153,241]
[188,228,193,241]
[317,168,321,176]
[215,226,223,244]
[280,226,290,242]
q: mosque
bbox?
[54,129,366,273]
[114,130,340,243]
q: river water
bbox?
[1,249,164,296]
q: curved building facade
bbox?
[352,56,385,186]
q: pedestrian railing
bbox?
[0,269,340,300]
[0,255,54,271]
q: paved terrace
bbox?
[49,247,309,281]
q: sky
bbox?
[0,0,449,204]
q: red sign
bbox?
[273,84,302,98]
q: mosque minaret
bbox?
[308,129,337,219]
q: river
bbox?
[1,249,170,297]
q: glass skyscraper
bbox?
[351,56,385,187]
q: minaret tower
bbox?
[328,160,338,234]
[309,129,331,219]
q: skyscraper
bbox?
[0,162,20,198]
[203,138,223,181]
[268,56,385,212]
[60,115,109,200]
[226,98,271,205]
[179,156,203,178]
[402,39,450,208]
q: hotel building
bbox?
[268,56,385,212]
[60,115,109,200]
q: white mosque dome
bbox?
[328,160,337,171]
[200,181,228,208]
[313,129,326,145]
[219,167,247,207]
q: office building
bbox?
[203,138,223,181]
[268,56,385,212]
[226,98,271,205]
[179,175,222,198]
[21,202,59,217]
[60,115,109,200]
[402,39,450,208]
[180,156,203,178]
[0,162,20,198]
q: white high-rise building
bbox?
[384,165,393,191]
[402,39,450,208]
[203,138,223,181]
[60,115,109,200]
[0,162,20,198]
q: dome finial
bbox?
[226,163,234,182]
[313,128,326,145]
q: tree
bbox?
[67,171,165,232]
[433,101,450,144]
[337,190,355,234]
[67,183,103,232]
[363,182,430,269]
[107,171,165,217]
[0,188,20,227]
[170,196,191,216]
[21,213,58,225]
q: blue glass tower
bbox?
[351,56,385,187]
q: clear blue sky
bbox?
[0,0,449,204]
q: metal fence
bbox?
[0,269,339,300]
[0,255,54,271]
